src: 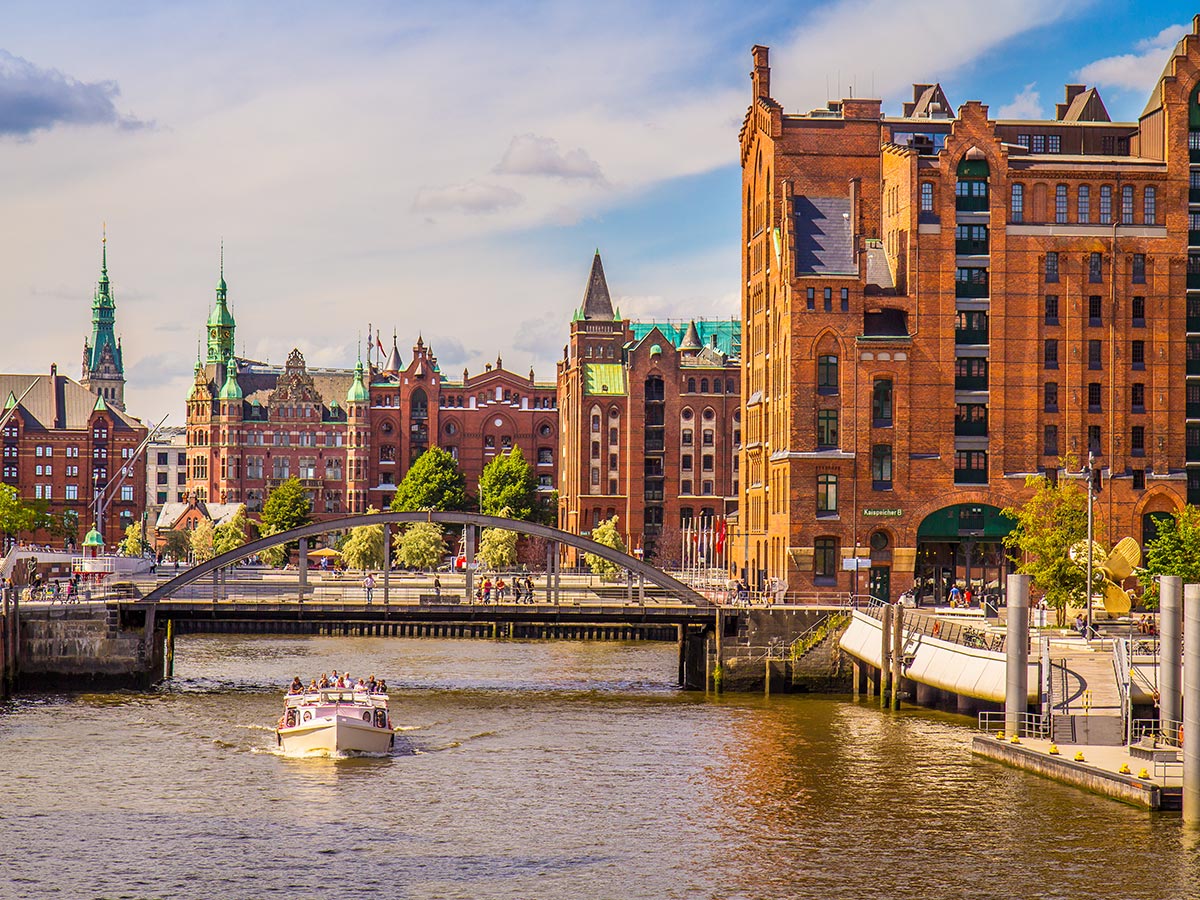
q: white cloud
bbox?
[412,181,523,214]
[996,82,1043,119]
[494,133,605,181]
[1075,21,1189,92]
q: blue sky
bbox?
[1,0,1196,423]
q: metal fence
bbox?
[978,710,1050,738]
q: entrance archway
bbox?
[914,503,1014,606]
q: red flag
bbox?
[714,518,727,554]
[377,334,385,357]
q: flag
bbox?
[714,518,727,554]
[377,331,385,357]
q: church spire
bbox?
[82,225,126,410]
[207,243,236,363]
[581,250,615,320]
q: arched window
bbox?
[687,378,696,393]
[1077,185,1090,223]
[700,378,709,393]
[872,379,893,426]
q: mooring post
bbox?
[627,569,633,604]
[1183,582,1200,825]
[638,572,644,604]
[553,542,561,604]
[880,604,892,708]
[891,603,904,710]
[464,525,475,602]
[382,522,391,607]
[164,616,175,678]
[677,623,686,686]
[298,538,308,601]
[545,540,553,604]
[1160,576,1183,730]
[1005,573,1031,738]
[714,605,724,693]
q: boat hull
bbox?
[278,714,394,755]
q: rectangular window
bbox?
[1100,185,1112,223]
[1121,185,1134,225]
[1088,381,1102,412]
[1043,425,1058,456]
[65,485,78,500]
[1017,134,1030,148]
[1011,183,1024,223]
[1047,134,1061,153]
[1044,295,1059,324]
[840,287,849,312]
[806,287,815,311]
[1045,252,1058,283]
[1132,253,1146,284]
[1132,340,1146,369]
[1088,340,1102,370]
[920,182,933,212]
[1044,339,1059,368]
[1044,382,1059,412]
[121,485,134,502]
[1144,187,1156,225]
[1089,295,1102,326]
[1133,469,1146,490]
[1132,296,1145,327]
[954,450,988,484]
[1089,252,1103,283]
[823,287,832,312]
[1088,425,1101,453]
[817,474,838,516]
[1055,184,1068,223]
[872,379,893,425]
[1029,134,1045,152]
[816,410,839,448]
[817,355,838,394]
[871,444,893,490]
[1078,185,1090,223]
[681,453,692,471]
[813,538,837,581]
[1131,383,1145,413]
[1131,426,1146,456]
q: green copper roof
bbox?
[629,319,740,357]
[346,359,369,403]
[83,525,104,547]
[207,296,236,328]
[218,357,243,400]
[3,391,16,410]
[584,363,626,396]
[93,393,108,412]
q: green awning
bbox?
[916,503,1013,540]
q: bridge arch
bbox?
[145,512,711,606]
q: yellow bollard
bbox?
[1139,768,1150,780]
[1118,763,1131,775]
[1074,750,1086,761]
[1010,735,1021,744]
[1048,744,1060,755]
[996,730,1005,741]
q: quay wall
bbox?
[16,604,165,690]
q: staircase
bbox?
[1049,646,1125,745]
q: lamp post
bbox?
[1085,452,1095,640]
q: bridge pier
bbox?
[465,525,475,601]
[383,523,391,606]
[880,604,892,708]
[299,538,308,601]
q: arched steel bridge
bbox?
[144,511,712,608]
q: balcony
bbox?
[954,468,988,485]
[954,418,988,436]
[955,328,989,345]
[955,374,988,391]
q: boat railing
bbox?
[285,690,388,706]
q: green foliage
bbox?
[119,523,147,558]
[341,507,385,571]
[1137,506,1200,610]
[261,477,312,536]
[159,529,191,562]
[584,515,627,576]
[390,447,469,513]
[0,483,37,537]
[259,531,289,568]
[394,522,447,570]
[478,526,518,569]
[190,518,215,562]
[478,446,537,520]
[1002,474,1093,626]
[213,508,248,558]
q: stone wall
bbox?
[17,604,165,689]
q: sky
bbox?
[1,0,1197,426]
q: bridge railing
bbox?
[977,710,1050,738]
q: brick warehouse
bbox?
[186,264,558,519]
[557,252,741,563]
[736,25,1200,601]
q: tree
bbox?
[394,522,447,570]
[391,447,469,512]
[0,483,36,540]
[160,529,191,562]
[119,523,147,558]
[585,515,627,577]
[190,519,215,562]
[259,478,311,566]
[213,507,248,558]
[259,527,290,568]
[478,525,518,569]
[341,507,385,571]
[1002,474,1094,626]
[1137,506,1200,609]
[478,446,537,520]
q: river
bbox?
[1,635,1197,900]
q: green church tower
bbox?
[207,244,236,364]
[81,227,126,410]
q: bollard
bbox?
[1005,573,1031,739]
[1160,576,1183,729]
[1183,583,1200,825]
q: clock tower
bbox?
[206,245,236,364]
[81,228,127,411]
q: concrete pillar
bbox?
[553,543,561,603]
[627,570,633,604]
[891,603,904,710]
[1005,573,1031,737]
[298,538,308,600]
[880,604,892,708]
[638,573,644,604]
[212,568,218,605]
[1160,576,1183,728]
[464,525,475,601]
[1183,582,1200,824]
[382,522,391,606]
[545,541,553,603]
[677,624,686,686]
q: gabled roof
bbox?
[903,83,953,118]
[582,251,615,320]
[155,500,244,531]
[0,373,142,432]
[1057,85,1110,122]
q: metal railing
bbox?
[978,710,1050,738]
[1131,717,1183,749]
[857,598,1008,653]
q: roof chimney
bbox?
[751,45,771,100]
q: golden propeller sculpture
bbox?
[1067,536,1141,616]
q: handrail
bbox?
[1132,716,1183,749]
[978,710,1049,738]
[858,602,1009,654]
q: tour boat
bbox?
[276,688,394,755]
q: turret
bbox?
[207,244,236,363]
[81,226,127,410]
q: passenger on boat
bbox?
[288,677,304,694]
[366,675,377,692]
[318,673,331,688]
[375,679,387,694]
[307,679,319,692]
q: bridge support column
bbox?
[891,603,904,710]
[299,538,308,601]
[1005,573,1031,738]
[383,523,391,606]
[880,604,892,708]
[545,542,554,604]
[627,571,633,604]
[1160,576,1183,731]
[714,607,724,693]
[212,569,218,605]
[464,525,475,602]
[164,618,175,678]
[1184,583,1200,825]
[638,573,644,604]
[677,624,685,686]
[552,542,561,604]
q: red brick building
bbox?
[185,269,558,519]
[737,30,1200,600]
[557,253,741,563]
[1,366,146,549]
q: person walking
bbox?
[362,572,376,604]
[433,575,441,599]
